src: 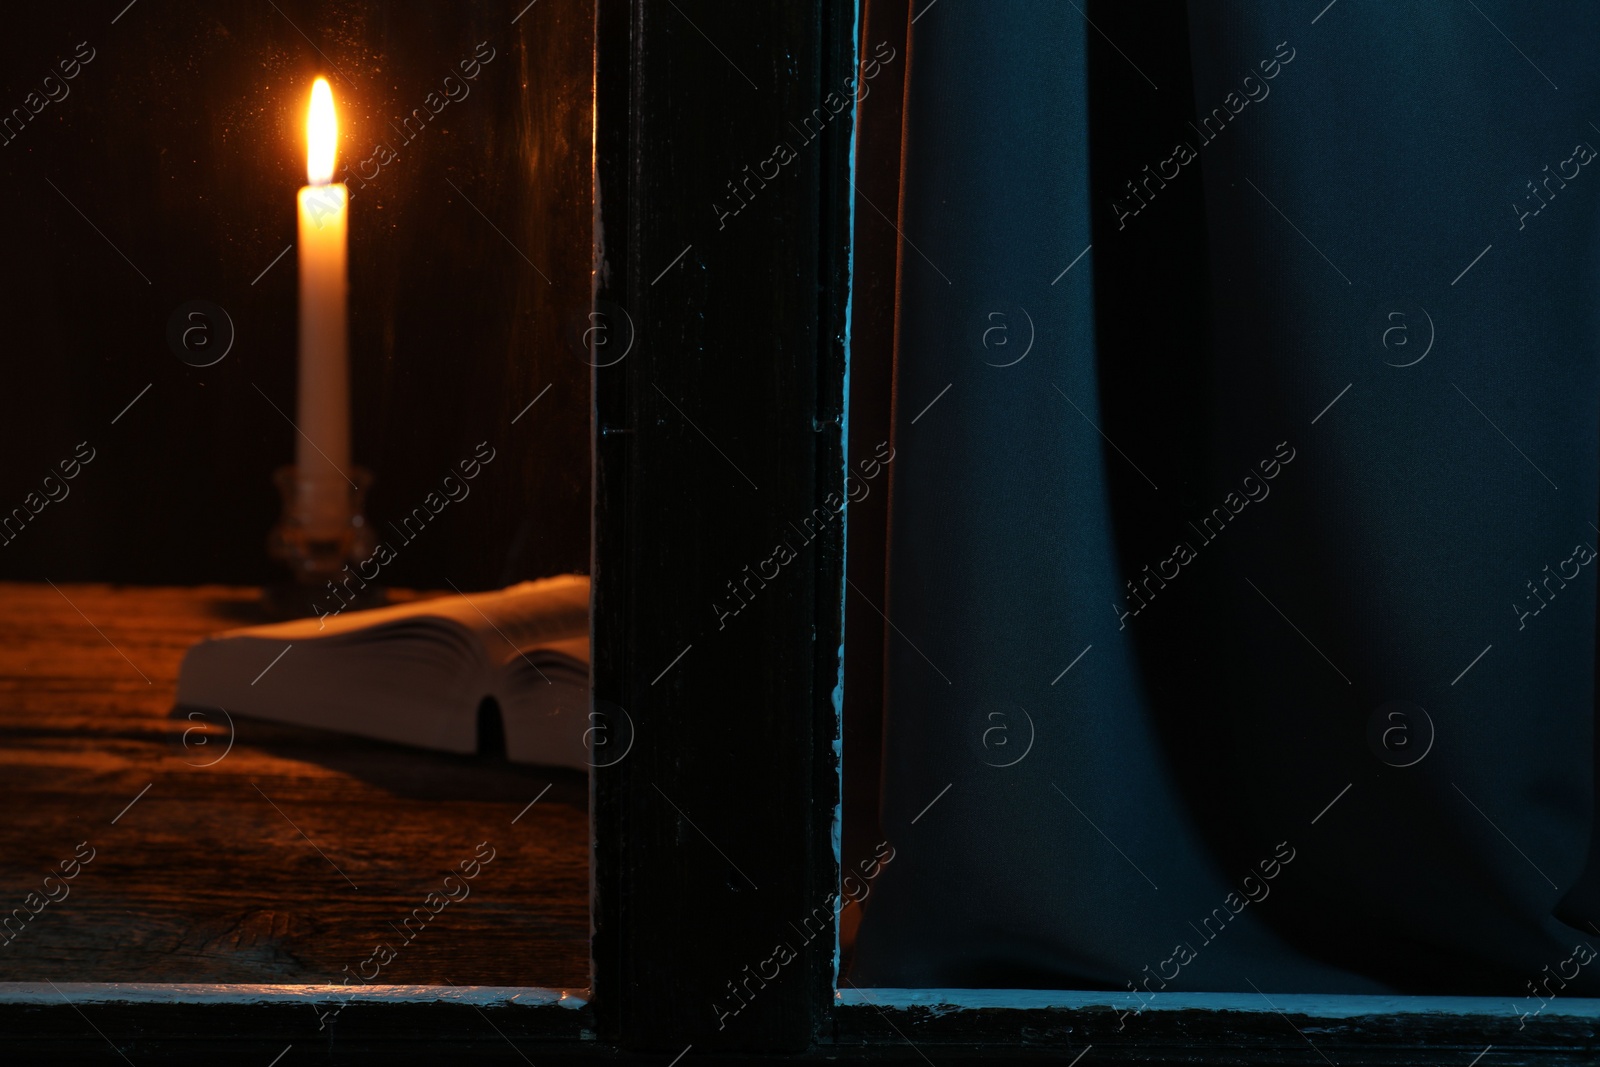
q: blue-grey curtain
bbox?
[853,0,1600,995]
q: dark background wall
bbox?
[0,0,591,589]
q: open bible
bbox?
[175,575,592,768]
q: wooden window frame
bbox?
[4,2,1599,1061]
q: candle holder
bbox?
[264,464,385,618]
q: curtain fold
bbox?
[853,0,1600,995]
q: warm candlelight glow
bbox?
[306,77,338,185]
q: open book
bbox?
[175,575,592,768]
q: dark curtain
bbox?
[853,0,1600,995]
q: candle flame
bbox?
[306,77,337,185]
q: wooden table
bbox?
[0,583,589,989]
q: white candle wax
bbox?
[296,78,350,535]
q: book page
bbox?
[209,575,588,660]
[427,575,590,654]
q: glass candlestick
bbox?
[265,464,385,617]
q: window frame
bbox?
[3,1,1596,1061]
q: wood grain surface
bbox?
[0,582,589,988]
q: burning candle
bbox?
[296,77,350,534]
